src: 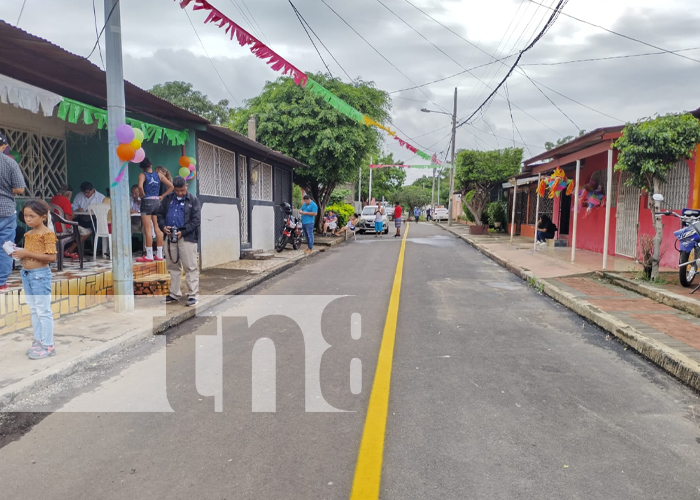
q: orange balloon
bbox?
[117,144,135,162]
[179,156,190,168]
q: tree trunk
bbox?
[651,177,663,280]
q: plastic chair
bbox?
[88,204,112,260]
[50,210,84,270]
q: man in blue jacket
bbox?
[299,194,318,253]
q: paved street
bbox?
[2,223,700,500]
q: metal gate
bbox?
[273,167,292,236]
[238,155,249,244]
[615,171,640,258]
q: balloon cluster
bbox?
[178,156,197,181]
[115,124,146,163]
[578,180,606,217]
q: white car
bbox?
[432,207,449,221]
[358,206,389,234]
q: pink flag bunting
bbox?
[178,0,308,87]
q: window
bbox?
[197,140,236,198]
[0,126,66,198]
[250,159,273,201]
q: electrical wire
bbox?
[86,0,120,60]
[288,0,333,76]
[238,0,271,46]
[521,47,700,66]
[527,0,700,64]
[16,0,27,26]
[92,0,105,70]
[227,0,263,42]
[518,68,580,132]
[183,9,240,108]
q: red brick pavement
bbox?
[559,277,625,298]
[587,299,674,313]
[630,314,700,350]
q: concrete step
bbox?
[242,250,275,260]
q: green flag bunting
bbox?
[56,98,189,146]
[305,79,364,124]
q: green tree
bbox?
[358,152,406,202]
[614,113,700,279]
[455,148,523,224]
[544,130,586,150]
[150,81,230,124]
[228,73,391,230]
[394,185,431,214]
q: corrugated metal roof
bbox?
[0,21,209,127]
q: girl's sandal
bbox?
[28,345,56,360]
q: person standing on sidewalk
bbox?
[374,202,385,237]
[13,200,57,359]
[136,158,173,263]
[0,132,26,292]
[157,176,201,307]
[393,204,403,238]
[300,194,317,253]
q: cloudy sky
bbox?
[3,0,699,183]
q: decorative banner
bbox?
[362,115,396,136]
[57,99,189,146]
[178,0,307,87]
[431,154,442,165]
[370,164,453,169]
[305,79,364,123]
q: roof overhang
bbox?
[523,126,623,167]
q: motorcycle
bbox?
[275,203,303,252]
[653,194,700,290]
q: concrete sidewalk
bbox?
[439,224,700,392]
[0,244,339,410]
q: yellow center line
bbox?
[350,222,410,499]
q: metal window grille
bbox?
[662,160,691,209]
[239,155,249,244]
[262,163,273,201]
[0,126,66,199]
[197,140,236,198]
[250,160,273,201]
[527,185,537,224]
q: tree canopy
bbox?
[455,148,522,223]
[359,152,406,203]
[544,130,586,150]
[228,73,391,227]
[394,185,431,211]
[150,81,230,124]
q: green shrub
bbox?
[486,201,507,226]
[463,203,489,225]
[325,203,355,228]
[329,189,351,205]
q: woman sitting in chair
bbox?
[334,214,358,237]
[49,185,92,259]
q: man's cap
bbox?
[0,133,8,146]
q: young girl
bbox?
[137,158,173,262]
[13,200,58,360]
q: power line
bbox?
[86,0,120,60]
[92,0,105,70]
[518,67,580,132]
[238,0,271,46]
[457,0,569,128]
[527,0,700,64]
[288,0,333,76]
[183,9,240,107]
[318,0,449,114]
[16,0,27,26]
[521,47,700,66]
[227,0,264,42]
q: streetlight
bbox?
[420,88,457,226]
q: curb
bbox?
[438,224,700,393]
[0,250,320,410]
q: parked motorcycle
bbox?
[653,194,700,290]
[275,203,303,252]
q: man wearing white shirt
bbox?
[71,182,105,212]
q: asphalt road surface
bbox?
[1,222,700,500]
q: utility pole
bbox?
[431,167,436,211]
[437,169,441,206]
[369,157,373,202]
[447,87,457,226]
[358,166,361,203]
[104,0,134,312]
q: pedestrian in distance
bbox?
[157,176,201,307]
[299,194,318,253]
[426,206,432,222]
[393,204,403,238]
[374,202,385,237]
[0,132,26,292]
[136,158,173,262]
[12,200,57,360]
[414,206,421,222]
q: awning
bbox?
[502,176,539,188]
[0,73,61,117]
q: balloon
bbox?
[179,156,190,168]
[10,150,21,163]
[188,157,196,166]
[132,148,146,163]
[130,139,142,151]
[116,124,134,144]
[188,164,196,172]
[132,128,144,143]
[187,171,196,180]
[117,143,135,162]
[179,167,190,177]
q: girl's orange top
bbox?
[24,232,58,256]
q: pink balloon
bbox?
[188,164,196,172]
[116,124,135,144]
[131,148,146,163]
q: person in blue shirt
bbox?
[299,194,318,253]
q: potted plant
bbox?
[487,201,507,231]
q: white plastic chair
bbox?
[89,204,112,260]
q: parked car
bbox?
[358,205,390,234]
[433,207,449,221]
[385,205,395,220]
